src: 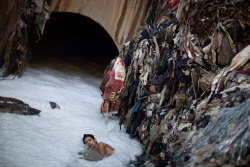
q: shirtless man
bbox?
[83,134,114,155]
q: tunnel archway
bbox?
[31,12,119,68]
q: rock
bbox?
[0,96,41,115]
[49,102,60,109]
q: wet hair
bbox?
[83,134,97,144]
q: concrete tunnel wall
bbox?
[0,0,149,59]
[31,12,119,64]
[49,0,149,50]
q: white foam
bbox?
[0,63,142,167]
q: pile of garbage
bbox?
[100,0,250,166]
[0,0,49,77]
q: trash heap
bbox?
[100,0,250,166]
[0,0,49,77]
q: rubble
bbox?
[100,0,250,166]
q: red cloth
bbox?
[103,70,121,100]
[100,70,112,95]
[100,57,125,113]
[168,0,179,12]
[237,68,250,75]
[217,82,225,94]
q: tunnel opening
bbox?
[30,12,119,75]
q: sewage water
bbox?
[78,148,105,162]
[0,59,142,167]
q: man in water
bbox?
[83,134,114,155]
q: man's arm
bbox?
[105,144,114,155]
[97,142,106,155]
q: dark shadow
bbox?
[30,12,118,69]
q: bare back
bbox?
[96,142,114,155]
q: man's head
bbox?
[83,134,97,148]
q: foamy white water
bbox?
[0,61,142,167]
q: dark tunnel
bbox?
[31,12,119,72]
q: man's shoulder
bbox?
[97,142,108,148]
[97,142,105,146]
[98,142,104,144]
